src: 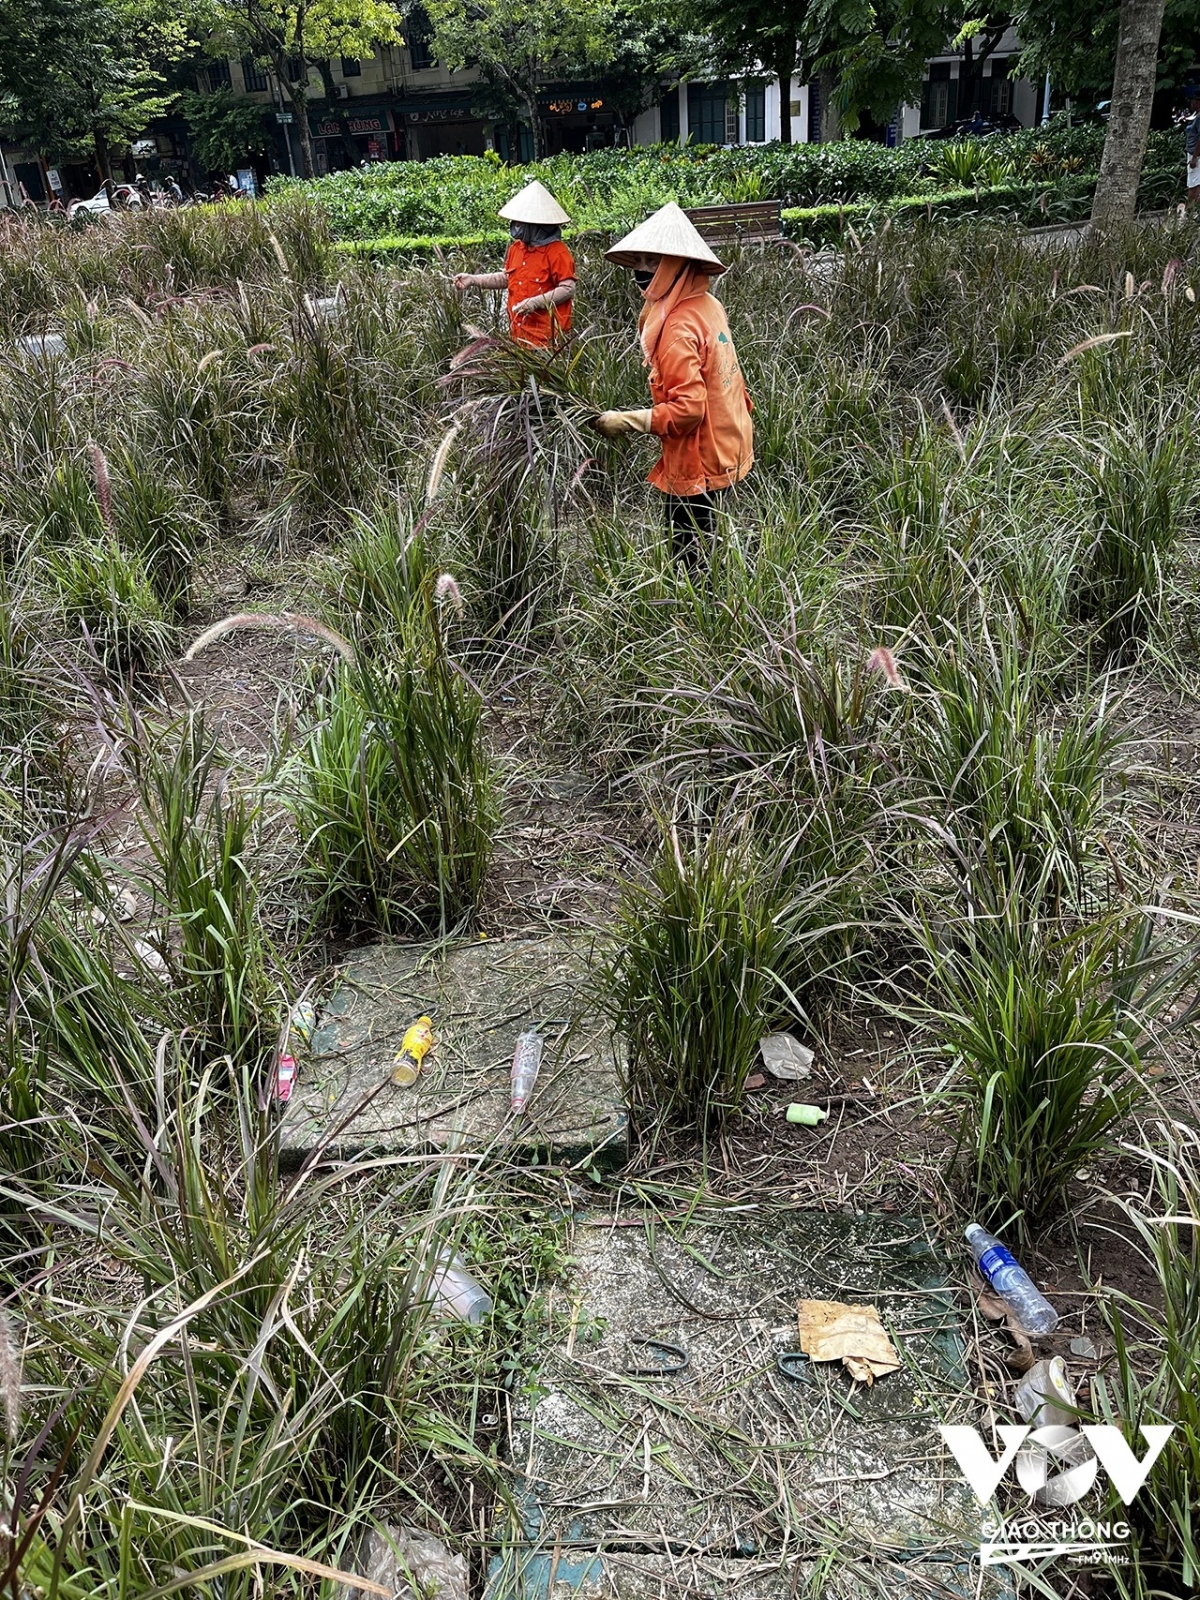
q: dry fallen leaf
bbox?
[976,1285,1010,1323]
[797,1299,901,1385]
[1004,1327,1035,1373]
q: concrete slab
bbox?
[486,1547,1008,1599]
[491,1209,1010,1598]
[279,937,626,1167]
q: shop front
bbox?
[311,107,402,172]
[396,93,487,159]
[538,88,623,154]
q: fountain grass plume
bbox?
[183,611,356,664]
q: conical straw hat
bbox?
[606,201,725,273]
[498,179,571,225]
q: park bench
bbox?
[683,199,785,247]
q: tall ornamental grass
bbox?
[6,1059,494,1599]
[289,645,498,935]
[605,824,798,1136]
[1100,1121,1200,1596]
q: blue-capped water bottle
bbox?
[965,1223,1058,1335]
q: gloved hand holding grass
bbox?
[593,409,654,437]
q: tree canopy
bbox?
[1012,0,1199,102]
[581,4,707,132]
[423,0,616,157]
[180,85,274,171]
[680,0,962,139]
[203,0,404,174]
[0,0,191,177]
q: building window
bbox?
[745,82,766,142]
[921,62,955,129]
[241,56,267,92]
[688,82,730,146]
[408,8,435,70]
[340,57,362,76]
[988,58,1013,118]
[660,90,679,143]
[286,55,304,83]
[725,99,740,144]
[206,58,232,91]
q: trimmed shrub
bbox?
[269,125,1186,244]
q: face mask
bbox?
[510,221,526,242]
[633,269,655,290]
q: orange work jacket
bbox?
[646,290,754,497]
[504,239,575,346]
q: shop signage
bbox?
[404,105,472,122]
[314,112,390,136]
[545,97,604,114]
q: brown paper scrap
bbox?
[797,1298,902,1385]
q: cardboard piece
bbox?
[797,1298,902,1385]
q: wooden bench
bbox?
[683,200,785,246]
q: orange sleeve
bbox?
[650,326,706,439]
[504,241,519,273]
[546,241,575,284]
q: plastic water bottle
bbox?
[428,1249,492,1324]
[510,1028,543,1114]
[965,1224,1059,1335]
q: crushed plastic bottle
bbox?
[966,1223,1059,1335]
[289,1000,318,1047]
[428,1249,492,1324]
[510,1027,544,1114]
[392,1015,434,1087]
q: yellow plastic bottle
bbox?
[392,1015,434,1087]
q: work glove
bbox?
[593,409,654,438]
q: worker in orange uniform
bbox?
[594,202,753,565]
[452,180,575,347]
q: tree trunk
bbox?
[1090,0,1167,230]
[290,76,316,178]
[286,80,315,178]
[524,92,544,160]
[315,59,360,166]
[94,126,112,194]
[959,27,1007,120]
[817,71,838,141]
[777,65,792,144]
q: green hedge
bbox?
[336,166,1179,258]
[780,166,1178,244]
[338,229,511,257]
[272,122,1186,243]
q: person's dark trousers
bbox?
[664,491,718,568]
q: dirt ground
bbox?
[158,570,1200,1373]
